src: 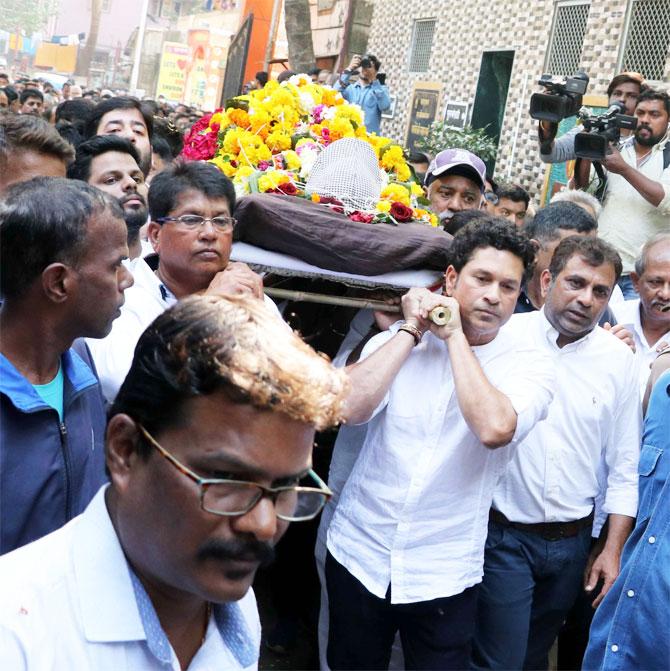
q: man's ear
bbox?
[147,221,162,252]
[444,265,458,296]
[106,414,144,492]
[630,272,640,292]
[41,263,75,303]
[540,268,553,299]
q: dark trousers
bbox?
[326,551,479,670]
[471,521,592,670]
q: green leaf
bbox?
[416,123,498,162]
[225,98,249,112]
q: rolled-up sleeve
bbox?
[602,355,641,518]
[539,126,580,164]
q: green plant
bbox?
[416,123,498,162]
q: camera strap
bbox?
[592,161,608,202]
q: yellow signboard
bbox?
[155,42,190,102]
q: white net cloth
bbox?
[305,137,382,212]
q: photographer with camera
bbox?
[537,72,644,164]
[335,53,390,134]
[597,89,670,298]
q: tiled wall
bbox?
[365,0,670,202]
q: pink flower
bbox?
[312,104,325,124]
[257,161,270,171]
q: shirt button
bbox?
[627,589,635,597]
[649,536,656,544]
[611,644,619,653]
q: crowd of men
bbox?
[0,64,669,671]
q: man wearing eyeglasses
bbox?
[0,294,347,670]
[87,161,278,402]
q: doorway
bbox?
[470,50,515,174]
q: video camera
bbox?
[574,102,638,160]
[529,72,590,123]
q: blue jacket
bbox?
[583,369,670,670]
[0,342,107,554]
[335,74,390,134]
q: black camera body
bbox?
[529,72,590,123]
[574,102,638,160]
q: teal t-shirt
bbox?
[32,365,64,421]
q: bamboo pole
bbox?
[264,287,451,325]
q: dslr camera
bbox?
[574,102,638,160]
[529,72,590,123]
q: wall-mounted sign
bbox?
[155,42,190,102]
[444,101,469,129]
[381,94,397,120]
[405,81,443,153]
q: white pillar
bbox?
[129,0,150,95]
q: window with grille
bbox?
[545,1,590,76]
[409,19,436,73]
[619,0,670,83]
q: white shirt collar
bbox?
[72,487,146,643]
[538,306,596,351]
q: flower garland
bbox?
[181,73,437,227]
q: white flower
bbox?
[298,147,319,178]
[289,73,312,88]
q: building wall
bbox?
[52,0,143,54]
[366,0,670,201]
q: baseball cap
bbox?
[424,148,486,192]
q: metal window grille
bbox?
[409,19,436,73]
[545,1,590,76]
[619,0,670,83]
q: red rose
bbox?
[349,211,374,223]
[389,201,414,222]
[278,182,298,196]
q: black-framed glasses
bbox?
[155,214,236,233]
[138,425,332,522]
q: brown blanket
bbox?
[234,194,452,276]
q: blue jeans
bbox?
[617,275,638,300]
[471,520,592,670]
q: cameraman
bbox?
[598,88,670,298]
[335,53,390,134]
[538,72,645,163]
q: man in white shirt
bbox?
[472,236,641,670]
[87,161,273,401]
[0,294,346,670]
[597,88,670,298]
[325,220,557,670]
[612,233,670,396]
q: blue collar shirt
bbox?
[334,73,391,134]
[583,369,670,670]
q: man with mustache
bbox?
[0,178,133,555]
[612,233,670,396]
[472,236,641,670]
[67,135,149,260]
[0,294,346,669]
[86,160,277,402]
[424,148,486,225]
[597,89,670,298]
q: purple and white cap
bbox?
[424,148,486,192]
